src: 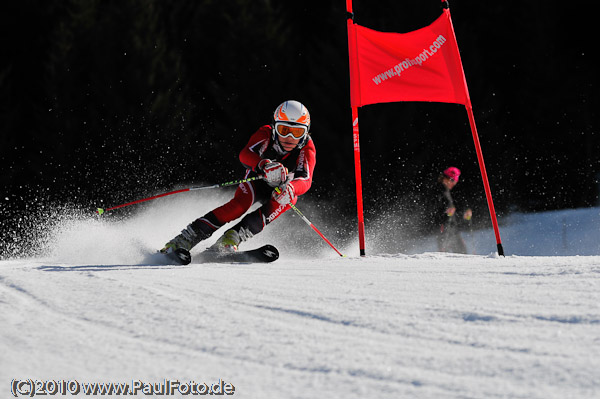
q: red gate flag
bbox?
[346,1,504,256]
[349,9,468,107]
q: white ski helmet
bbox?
[272,100,311,148]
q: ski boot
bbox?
[209,226,254,254]
[160,223,208,255]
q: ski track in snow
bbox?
[1,201,600,398]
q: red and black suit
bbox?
[189,125,316,240]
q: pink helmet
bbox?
[443,167,461,182]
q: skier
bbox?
[160,100,316,256]
[426,166,472,254]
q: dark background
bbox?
[1,0,598,256]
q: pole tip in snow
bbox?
[96,208,105,215]
[497,243,504,257]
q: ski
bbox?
[162,244,279,265]
[197,244,279,264]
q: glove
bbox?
[272,183,295,205]
[257,159,271,171]
[259,159,287,188]
[463,208,472,221]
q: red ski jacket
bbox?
[239,125,316,196]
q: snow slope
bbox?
[411,206,600,256]
[1,196,599,398]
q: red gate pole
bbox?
[346,0,367,256]
[465,102,505,256]
[445,3,505,255]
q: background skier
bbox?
[424,166,472,253]
[160,100,316,255]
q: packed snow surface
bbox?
[1,195,599,398]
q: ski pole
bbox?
[276,188,345,257]
[96,176,263,215]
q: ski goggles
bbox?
[274,122,308,140]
